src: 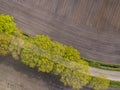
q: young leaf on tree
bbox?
[89,74,110,90]
[0,34,13,56]
[0,14,21,35]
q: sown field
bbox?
[0,0,120,63]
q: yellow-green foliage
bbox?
[33,35,52,51]
[0,14,17,34]
[60,61,91,90]
[37,53,54,73]
[51,41,66,57]
[9,37,24,60]
[0,34,13,55]
[89,74,110,90]
[20,34,91,89]
[53,63,65,75]
[20,42,40,68]
[0,14,23,58]
[63,46,81,62]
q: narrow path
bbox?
[90,67,120,81]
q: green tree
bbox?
[53,63,65,75]
[89,74,110,90]
[51,56,66,75]
[37,52,54,73]
[0,14,20,35]
[51,41,66,56]
[60,61,91,90]
[50,41,66,75]
[9,37,24,60]
[63,46,81,62]
[0,34,13,56]
[20,42,40,68]
[33,35,52,51]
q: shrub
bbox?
[89,74,110,90]
[0,34,13,55]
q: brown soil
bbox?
[0,56,71,90]
[0,0,120,63]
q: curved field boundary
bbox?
[0,0,120,64]
[82,57,120,71]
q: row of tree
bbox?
[0,14,110,90]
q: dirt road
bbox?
[90,67,120,81]
[0,0,120,64]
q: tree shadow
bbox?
[0,55,72,90]
[0,55,95,90]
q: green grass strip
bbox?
[110,80,120,88]
[81,57,120,71]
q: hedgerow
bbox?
[0,14,112,90]
[110,80,120,88]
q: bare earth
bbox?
[0,56,72,90]
[0,0,120,64]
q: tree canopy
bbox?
[0,14,20,35]
[0,34,13,55]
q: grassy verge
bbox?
[81,57,120,71]
[91,76,120,88]
[110,81,120,88]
